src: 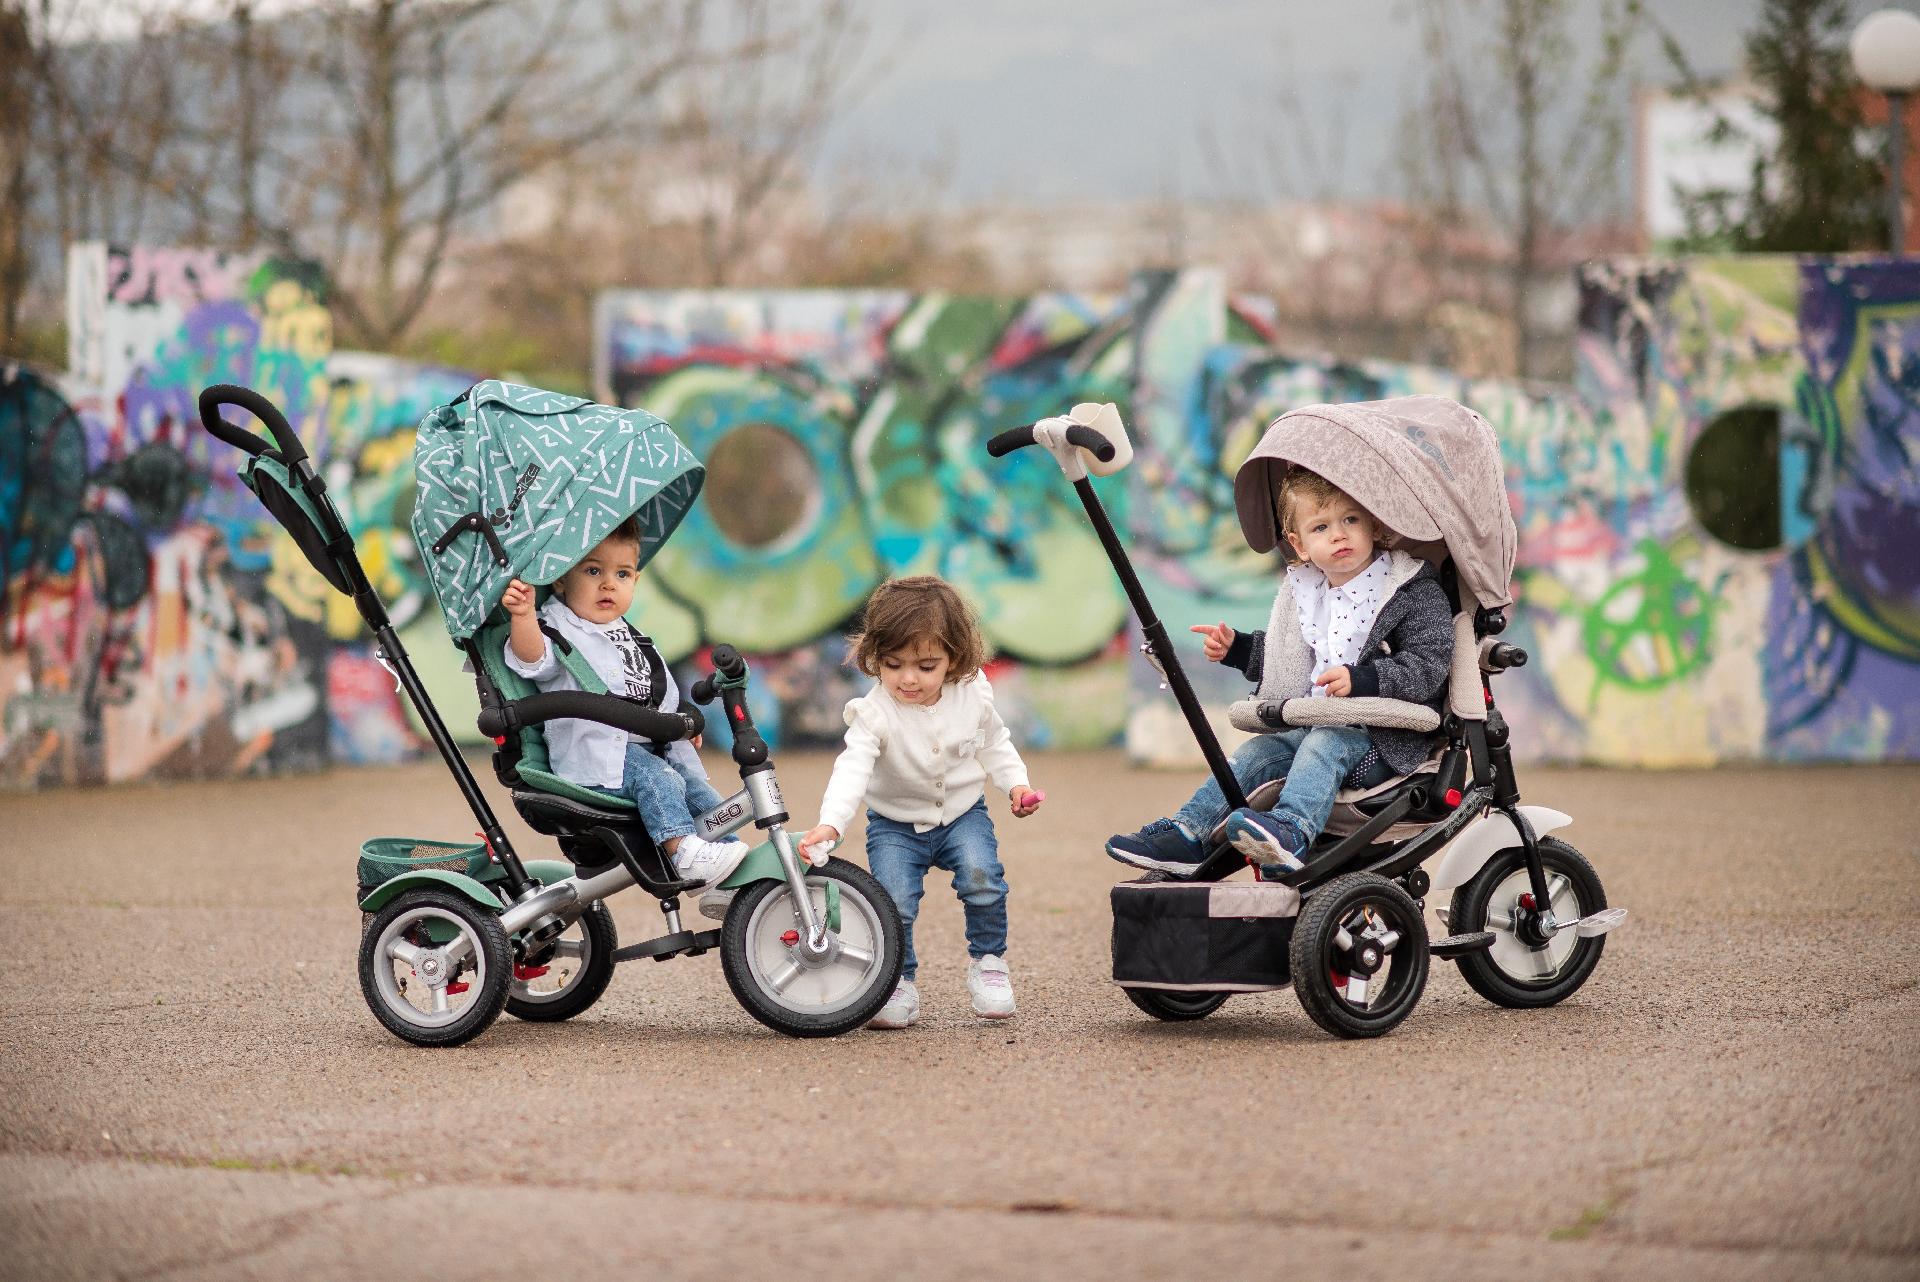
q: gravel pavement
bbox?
[3,752,1916,1280]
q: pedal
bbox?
[682,928,722,957]
[1572,907,1627,937]
[611,931,696,964]
[1430,931,1495,958]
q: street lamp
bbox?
[1851,8,1920,253]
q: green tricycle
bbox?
[199,380,903,1045]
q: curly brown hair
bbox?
[1277,469,1377,559]
[847,575,986,682]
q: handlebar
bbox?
[985,422,1115,462]
[478,690,702,744]
[198,384,310,467]
[689,643,747,706]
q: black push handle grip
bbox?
[478,691,702,743]
[985,422,1116,462]
[198,385,310,467]
[689,675,718,705]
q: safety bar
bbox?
[478,690,703,744]
[1228,696,1443,736]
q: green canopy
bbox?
[411,381,704,643]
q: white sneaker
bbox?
[967,954,1016,1019]
[671,835,750,888]
[867,979,919,1029]
[696,886,736,921]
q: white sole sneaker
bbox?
[967,956,1016,1019]
[672,835,751,888]
[867,980,919,1029]
[696,887,735,921]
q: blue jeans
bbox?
[863,798,1008,982]
[592,743,726,842]
[1173,726,1377,848]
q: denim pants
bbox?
[863,797,1009,982]
[592,743,726,843]
[1172,726,1380,847]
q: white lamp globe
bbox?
[1852,8,1920,93]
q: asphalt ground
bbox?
[2,752,1917,1281]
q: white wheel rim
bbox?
[372,906,489,1029]
[511,918,591,1005]
[743,879,886,1016]
[1483,867,1583,982]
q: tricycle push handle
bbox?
[198,384,312,468]
[985,422,1115,462]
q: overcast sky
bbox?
[823,0,1920,206]
[66,0,1920,209]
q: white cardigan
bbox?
[817,673,1030,835]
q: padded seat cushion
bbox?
[471,617,636,810]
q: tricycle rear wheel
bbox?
[1125,988,1231,1021]
[359,889,512,1047]
[1290,872,1429,1039]
[506,900,617,1022]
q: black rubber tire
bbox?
[1289,872,1429,1039]
[720,857,903,1038]
[1449,837,1607,1009]
[358,889,512,1047]
[1125,988,1231,1021]
[505,900,617,1022]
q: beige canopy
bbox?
[1233,395,1518,610]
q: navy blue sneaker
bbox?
[1223,809,1308,872]
[1105,818,1204,875]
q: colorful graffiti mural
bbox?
[5,252,1916,790]
[2,245,477,788]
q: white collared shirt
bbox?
[501,599,704,788]
[817,673,1030,834]
[1288,552,1390,696]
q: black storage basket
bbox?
[1111,880,1300,992]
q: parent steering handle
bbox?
[985,422,1116,462]
[478,690,702,744]
[198,384,311,467]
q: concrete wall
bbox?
[4,253,1914,789]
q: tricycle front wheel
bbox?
[359,889,512,1047]
[720,857,903,1038]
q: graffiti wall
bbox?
[2,244,475,789]
[5,252,1915,789]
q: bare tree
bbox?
[1197,44,1419,362]
[663,0,876,286]
[1399,0,1642,378]
[1,0,194,350]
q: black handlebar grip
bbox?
[1061,423,1116,462]
[199,385,309,467]
[690,675,719,705]
[710,644,746,681]
[489,691,701,743]
[986,425,1037,457]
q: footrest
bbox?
[1431,931,1496,958]
[611,928,724,965]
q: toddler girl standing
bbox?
[800,576,1043,1028]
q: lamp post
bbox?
[1852,8,1920,253]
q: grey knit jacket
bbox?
[1220,551,1455,776]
